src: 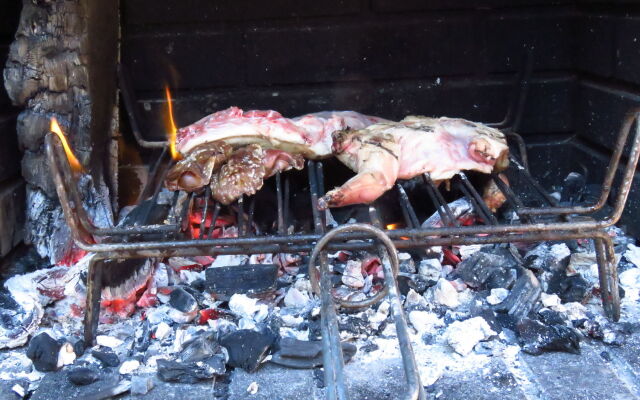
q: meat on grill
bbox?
[167,107,385,198]
[318,116,509,209]
[174,106,386,158]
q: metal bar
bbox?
[510,156,561,207]
[490,174,532,223]
[308,161,324,234]
[595,237,621,321]
[308,224,424,400]
[457,173,499,225]
[319,252,349,400]
[422,174,458,227]
[137,147,171,204]
[506,132,530,172]
[83,257,103,346]
[248,197,256,236]
[276,172,285,235]
[316,162,328,227]
[117,64,166,148]
[206,203,221,239]
[237,196,245,236]
[199,187,211,240]
[396,184,421,228]
[487,48,533,130]
[284,175,291,231]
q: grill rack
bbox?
[46,107,640,399]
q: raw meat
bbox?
[319,116,509,209]
[167,107,384,194]
[175,107,386,158]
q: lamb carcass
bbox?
[318,116,509,209]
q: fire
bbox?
[165,86,182,160]
[386,223,399,230]
[50,118,83,173]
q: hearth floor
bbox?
[1,326,638,400]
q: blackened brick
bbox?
[484,15,574,73]
[0,116,20,182]
[246,17,480,86]
[122,32,245,91]
[575,80,640,152]
[123,0,361,26]
[575,15,615,78]
[614,17,640,84]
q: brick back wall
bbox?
[122,0,578,140]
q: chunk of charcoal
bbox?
[600,351,612,362]
[561,172,586,205]
[495,270,541,320]
[603,326,626,346]
[517,318,581,355]
[359,342,379,353]
[157,359,220,383]
[205,264,278,295]
[190,278,206,292]
[547,272,590,303]
[72,339,85,357]
[169,287,198,313]
[220,329,277,372]
[92,347,120,367]
[538,309,568,326]
[398,273,431,294]
[130,376,154,395]
[270,339,357,369]
[27,333,61,372]
[179,332,219,363]
[523,243,570,272]
[455,248,520,290]
[68,367,99,386]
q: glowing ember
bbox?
[386,223,399,230]
[50,118,83,173]
[165,86,182,160]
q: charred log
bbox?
[2,0,118,264]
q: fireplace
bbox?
[2,1,640,399]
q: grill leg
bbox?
[594,236,620,321]
[84,257,103,346]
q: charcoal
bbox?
[205,264,278,295]
[270,339,357,369]
[397,273,431,295]
[133,320,152,353]
[547,272,590,303]
[157,359,220,383]
[91,347,120,367]
[68,367,99,386]
[561,172,586,205]
[190,278,206,292]
[455,248,520,290]
[360,342,379,353]
[169,287,198,314]
[517,318,581,355]
[600,351,613,362]
[495,270,541,320]
[26,333,61,372]
[313,367,325,388]
[72,339,85,357]
[219,329,277,372]
[539,309,569,326]
[179,332,219,363]
[523,243,570,272]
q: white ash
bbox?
[342,260,365,289]
[404,289,428,309]
[154,322,172,340]
[96,335,123,348]
[56,342,76,368]
[540,293,562,308]
[428,278,460,308]
[458,244,483,260]
[283,287,311,309]
[445,316,496,356]
[418,258,443,281]
[624,243,640,267]
[487,288,510,305]
[119,359,141,374]
[229,294,269,323]
[408,310,443,334]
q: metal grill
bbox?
[43,59,640,400]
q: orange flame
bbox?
[50,118,83,173]
[165,86,182,160]
[386,223,399,230]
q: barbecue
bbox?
[2,1,640,399]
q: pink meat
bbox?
[319,116,509,209]
[175,107,385,158]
